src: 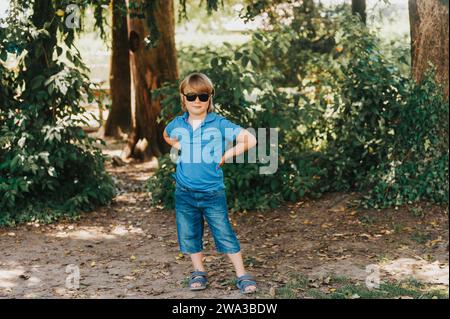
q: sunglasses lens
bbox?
[185,93,210,102]
[198,94,210,102]
[186,94,197,102]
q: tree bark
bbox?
[409,0,449,98]
[352,0,366,24]
[124,0,179,161]
[29,0,57,122]
[104,0,132,138]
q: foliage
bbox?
[148,5,448,212]
[148,7,335,211]
[325,15,449,208]
[359,70,449,208]
[0,1,116,226]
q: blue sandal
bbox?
[236,274,257,294]
[189,271,208,291]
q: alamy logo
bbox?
[365,264,380,289]
[64,5,80,29]
[169,125,278,174]
[65,264,80,290]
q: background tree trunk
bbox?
[104,0,132,138]
[409,0,449,98]
[352,0,366,24]
[124,0,179,161]
[29,0,57,122]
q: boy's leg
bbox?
[175,187,206,288]
[227,252,256,293]
[226,251,246,277]
[200,189,256,293]
[190,252,206,289]
[190,252,206,271]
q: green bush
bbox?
[325,15,449,208]
[360,71,449,208]
[148,7,448,212]
[0,4,116,226]
[148,32,333,211]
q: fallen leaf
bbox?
[175,253,184,260]
[19,274,30,280]
[269,287,276,297]
[359,233,372,240]
[123,275,135,280]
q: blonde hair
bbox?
[179,72,215,112]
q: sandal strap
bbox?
[190,277,207,285]
[190,271,208,285]
[237,274,254,283]
[189,271,207,288]
[237,274,256,289]
[190,271,207,280]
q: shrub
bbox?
[0,4,116,226]
[147,7,448,212]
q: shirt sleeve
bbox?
[219,117,243,142]
[164,118,178,138]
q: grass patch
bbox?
[275,274,449,299]
[358,214,377,225]
[411,231,432,244]
[275,274,309,299]
[181,276,189,288]
[409,207,426,219]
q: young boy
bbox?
[163,72,258,294]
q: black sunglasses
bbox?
[182,92,213,102]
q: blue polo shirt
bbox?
[165,111,243,192]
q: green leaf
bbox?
[241,56,249,68]
[31,75,46,90]
[211,57,219,68]
[0,50,7,62]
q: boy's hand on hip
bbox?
[217,155,225,168]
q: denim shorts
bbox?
[174,183,241,254]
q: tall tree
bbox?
[123,0,179,160]
[97,0,223,160]
[409,0,449,98]
[104,0,132,138]
[352,0,366,24]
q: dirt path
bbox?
[1,143,448,298]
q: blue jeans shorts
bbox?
[174,183,241,254]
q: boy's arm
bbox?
[163,128,181,150]
[218,129,257,167]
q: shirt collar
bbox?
[182,111,216,124]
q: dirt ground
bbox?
[0,139,448,299]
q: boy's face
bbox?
[183,85,211,116]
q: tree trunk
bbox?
[29,0,57,122]
[352,0,366,24]
[124,0,179,161]
[409,0,449,98]
[104,0,132,138]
